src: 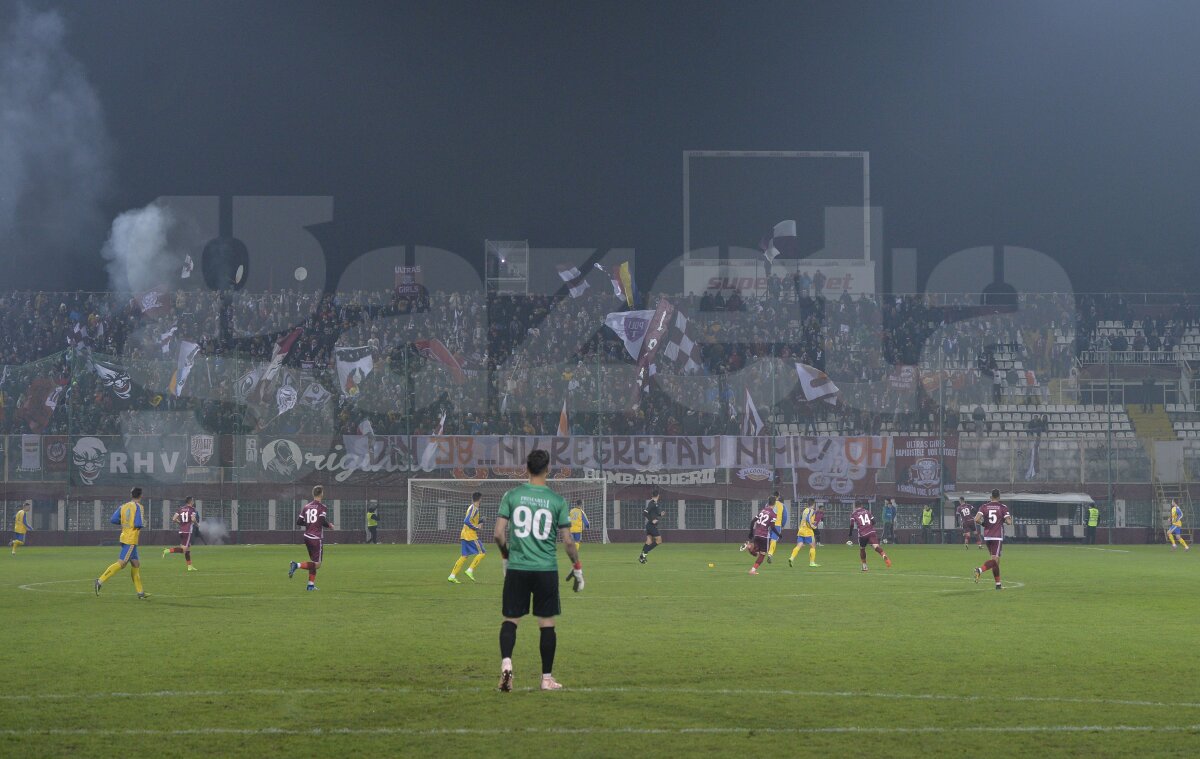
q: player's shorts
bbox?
[769,528,782,541]
[571,532,582,543]
[502,568,560,618]
[985,538,1003,557]
[118,543,139,562]
[645,523,661,538]
[795,534,813,545]
[962,523,975,533]
[12,532,26,545]
[179,531,193,549]
[1168,525,1182,535]
[750,535,769,554]
[304,537,323,563]
[858,533,880,548]
[460,539,484,556]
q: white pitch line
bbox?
[2,685,1195,710]
[1,724,1197,737]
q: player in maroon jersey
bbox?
[163,495,199,570]
[973,489,1013,589]
[847,501,891,572]
[289,485,336,591]
[743,498,777,575]
[956,498,981,549]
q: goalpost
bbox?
[407,478,608,545]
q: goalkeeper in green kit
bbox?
[493,449,584,692]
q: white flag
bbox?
[172,340,201,397]
[181,253,194,279]
[603,310,655,361]
[795,362,839,405]
[557,399,570,436]
[741,388,765,436]
[335,346,375,397]
[419,410,448,470]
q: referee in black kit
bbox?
[638,489,664,564]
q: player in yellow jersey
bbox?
[10,500,31,555]
[766,493,788,563]
[789,499,820,567]
[1167,500,1189,551]
[563,499,591,581]
[95,487,149,599]
[449,491,486,583]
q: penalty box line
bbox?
[3,686,1198,711]
[2,724,1199,737]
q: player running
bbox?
[94,488,149,599]
[812,502,826,546]
[745,500,776,575]
[163,496,199,570]
[449,491,486,583]
[956,498,981,549]
[638,489,663,564]
[789,500,820,567]
[494,449,583,692]
[563,499,591,582]
[766,493,788,563]
[1167,500,1190,551]
[973,489,1013,589]
[289,485,335,591]
[847,501,891,572]
[10,501,31,555]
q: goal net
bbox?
[406,478,608,545]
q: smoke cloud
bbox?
[197,519,230,545]
[101,202,189,294]
[0,6,111,285]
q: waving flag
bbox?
[603,310,654,361]
[556,265,591,298]
[91,358,133,400]
[414,339,466,384]
[256,328,303,399]
[16,378,63,433]
[336,346,375,397]
[171,340,201,396]
[419,410,448,470]
[132,290,172,318]
[181,253,194,279]
[595,262,637,308]
[633,298,703,397]
[741,388,765,436]
[557,399,570,436]
[762,220,798,264]
[794,362,839,405]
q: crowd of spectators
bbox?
[0,286,1196,439]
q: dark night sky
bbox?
[18,0,1200,293]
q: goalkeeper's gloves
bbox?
[571,562,584,592]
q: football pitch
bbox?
[2,541,1197,758]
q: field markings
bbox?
[2,724,1198,737]
[2,685,1195,711]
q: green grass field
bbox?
[1,539,1197,758]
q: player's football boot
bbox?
[137,592,149,600]
[861,565,869,572]
[809,562,821,568]
[94,578,102,596]
[288,561,299,578]
[498,668,513,693]
[973,567,982,583]
[306,584,318,591]
[748,567,758,575]
[994,584,1003,590]
[540,676,564,691]
[465,568,476,582]
[187,565,198,572]
[447,575,460,584]
[638,554,647,564]
[787,556,793,567]
[766,554,772,564]
[884,556,892,568]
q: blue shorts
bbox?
[118,543,140,562]
[1168,525,1182,536]
[571,532,582,543]
[769,529,782,541]
[795,535,813,545]
[12,533,26,545]
[460,539,484,556]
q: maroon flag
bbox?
[633,298,703,398]
[256,328,304,401]
[17,378,63,433]
[414,339,466,384]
